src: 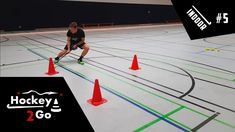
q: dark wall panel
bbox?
[0,0,179,31]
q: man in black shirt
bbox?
[54,22,89,65]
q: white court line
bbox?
[192,5,211,25]
[1,23,182,36]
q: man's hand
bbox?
[67,49,71,54]
[73,44,78,50]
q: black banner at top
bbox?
[171,0,234,39]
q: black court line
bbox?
[36,34,235,89]
[87,50,235,113]
[83,51,235,114]
[27,49,190,132]
[141,35,235,52]
[22,35,235,114]
[86,56,235,113]
[89,46,235,74]
[142,58,195,98]
[86,53,195,99]
[203,39,235,53]
[21,35,217,113]
[188,95,235,113]
[88,58,185,94]
[140,37,203,48]
[89,46,235,89]
[26,35,235,112]
[0,59,44,66]
[37,34,196,98]
[88,57,195,98]
[45,33,235,74]
[90,36,235,61]
[32,35,189,75]
[90,56,235,91]
[141,37,235,53]
[37,34,196,96]
[51,30,168,44]
[0,36,9,43]
[71,56,215,113]
[191,112,220,132]
[194,78,235,90]
[204,38,235,47]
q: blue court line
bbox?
[28,48,189,132]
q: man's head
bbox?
[69,22,78,33]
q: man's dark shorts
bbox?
[64,42,86,50]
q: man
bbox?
[54,22,89,65]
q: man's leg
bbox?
[55,49,68,63]
[78,43,89,64]
[58,50,68,58]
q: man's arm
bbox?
[67,37,71,51]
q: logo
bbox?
[7,90,63,122]
[0,77,94,131]
[186,5,211,31]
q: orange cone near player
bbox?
[129,54,141,70]
[87,79,107,106]
[46,57,59,75]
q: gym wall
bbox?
[1,0,179,31]
[66,0,172,5]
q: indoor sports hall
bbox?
[1,0,235,132]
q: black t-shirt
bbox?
[67,28,85,45]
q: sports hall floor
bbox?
[1,24,235,132]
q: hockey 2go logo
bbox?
[6,90,63,122]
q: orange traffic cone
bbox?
[129,54,140,70]
[46,57,59,75]
[87,79,107,106]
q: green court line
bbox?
[78,57,235,129]
[92,46,234,76]
[83,62,192,130]
[103,47,234,82]
[151,58,235,79]
[134,106,185,132]
[145,55,234,77]
[184,63,234,76]
[21,41,235,129]
[107,85,192,131]
[141,57,233,82]
[214,118,235,129]
[59,56,192,131]
[71,57,235,129]
[50,56,193,131]
[87,46,235,129]
[185,107,235,129]
[86,48,235,124]
[184,68,233,82]
[26,41,232,83]
[105,85,192,131]
[21,43,193,131]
